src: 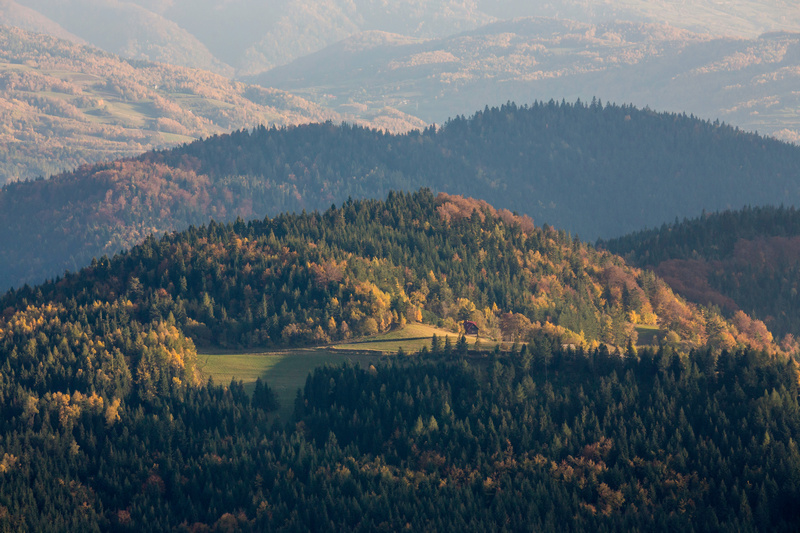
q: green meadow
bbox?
[634,324,662,346]
[198,323,490,418]
[198,348,378,419]
[330,322,488,353]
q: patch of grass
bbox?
[198,348,379,420]
[47,70,102,83]
[106,101,151,125]
[330,322,483,353]
[635,324,661,346]
[158,132,197,143]
[198,323,497,419]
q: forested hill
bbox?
[4,100,800,290]
[1,190,799,530]
[1,190,787,358]
[600,206,800,342]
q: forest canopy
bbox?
[0,190,798,530]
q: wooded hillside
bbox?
[3,101,800,290]
[4,190,787,357]
[600,206,800,343]
[0,192,797,529]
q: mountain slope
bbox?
[0,0,85,41]
[233,0,493,75]
[588,0,800,38]
[0,25,357,183]
[10,0,232,75]
[3,189,785,354]
[600,206,800,346]
[3,101,800,290]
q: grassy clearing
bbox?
[198,348,381,419]
[47,70,103,83]
[198,323,496,419]
[330,322,489,353]
[635,324,661,346]
[105,101,153,125]
[159,132,197,143]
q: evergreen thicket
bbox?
[1,338,799,530]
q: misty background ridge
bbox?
[1,0,799,158]
[4,0,799,76]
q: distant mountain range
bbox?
[2,2,799,148]
[2,101,799,290]
[1,0,495,76]
[253,18,800,143]
[0,26,423,183]
[4,0,798,76]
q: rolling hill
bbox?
[2,188,787,357]
[2,101,800,290]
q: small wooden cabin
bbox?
[463,320,479,335]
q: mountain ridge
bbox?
[3,101,800,290]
